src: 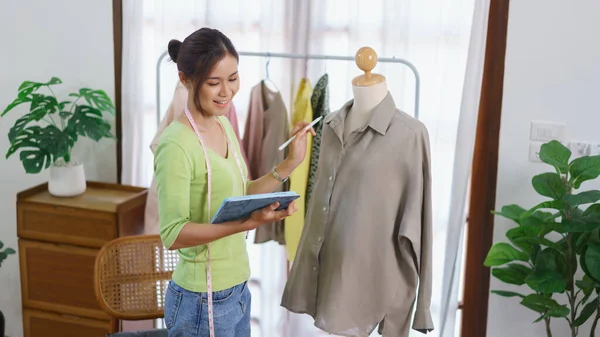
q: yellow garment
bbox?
[285,78,313,261]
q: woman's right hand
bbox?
[244,201,298,230]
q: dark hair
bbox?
[168,28,239,113]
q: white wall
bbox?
[489,0,600,336]
[0,1,116,336]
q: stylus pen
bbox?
[278,116,323,151]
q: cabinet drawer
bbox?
[19,239,109,320]
[18,203,117,248]
[23,308,114,337]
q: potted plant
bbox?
[1,77,115,197]
[484,140,600,337]
[0,241,16,337]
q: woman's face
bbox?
[196,53,240,116]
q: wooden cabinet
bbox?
[23,309,112,337]
[16,182,147,337]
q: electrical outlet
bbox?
[569,141,591,159]
[530,121,566,141]
[529,142,543,162]
[589,143,600,156]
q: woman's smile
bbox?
[213,99,229,109]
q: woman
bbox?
[155,28,314,337]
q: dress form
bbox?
[345,47,388,141]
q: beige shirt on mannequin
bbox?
[281,93,434,337]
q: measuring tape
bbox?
[184,106,247,337]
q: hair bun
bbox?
[168,39,183,62]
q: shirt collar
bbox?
[325,92,397,136]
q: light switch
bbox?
[569,141,591,159]
[530,122,566,141]
[590,143,600,156]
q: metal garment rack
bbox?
[156,50,420,125]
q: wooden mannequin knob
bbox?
[352,46,385,86]
[355,47,378,73]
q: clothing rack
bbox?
[156,50,420,126]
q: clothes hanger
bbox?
[303,56,309,79]
[263,53,280,93]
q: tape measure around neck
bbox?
[184,106,246,337]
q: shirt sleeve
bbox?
[412,126,434,333]
[154,139,193,249]
[395,126,434,334]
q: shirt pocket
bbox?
[202,284,242,319]
[211,285,236,303]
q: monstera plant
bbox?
[1,77,115,196]
[485,140,600,337]
[0,240,16,268]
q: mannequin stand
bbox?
[345,47,389,140]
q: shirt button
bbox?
[312,266,318,271]
[322,207,327,212]
[329,176,333,181]
[317,236,322,242]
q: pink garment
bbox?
[225,103,249,165]
[242,81,288,182]
[150,81,187,153]
[144,81,245,234]
[242,81,289,244]
[242,84,264,180]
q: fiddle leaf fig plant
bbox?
[0,240,16,268]
[1,77,115,174]
[485,140,600,337]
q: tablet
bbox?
[211,191,300,224]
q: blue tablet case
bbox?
[211,191,300,224]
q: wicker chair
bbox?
[94,234,179,337]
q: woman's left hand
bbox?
[286,121,316,168]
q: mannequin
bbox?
[281,46,433,337]
[345,46,388,141]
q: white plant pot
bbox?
[48,161,87,197]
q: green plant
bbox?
[1,77,115,174]
[484,140,600,337]
[0,241,16,268]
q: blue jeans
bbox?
[164,280,251,337]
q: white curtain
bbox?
[120,0,482,336]
[121,0,145,186]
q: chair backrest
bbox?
[94,234,179,320]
